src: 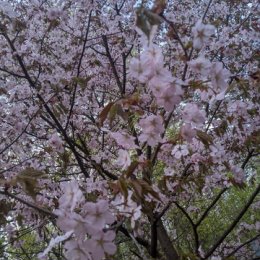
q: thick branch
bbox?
[150,220,158,257]
[118,226,149,249]
[157,219,179,260]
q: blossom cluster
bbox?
[40,181,116,260]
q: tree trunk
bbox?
[157,219,179,260]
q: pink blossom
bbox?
[156,84,183,111]
[182,103,206,126]
[85,231,116,260]
[112,191,142,228]
[64,240,92,260]
[139,115,164,146]
[210,62,230,93]
[110,131,138,149]
[189,56,211,75]
[230,166,245,184]
[171,144,189,159]
[47,8,63,20]
[58,180,84,211]
[151,65,173,83]
[148,77,169,97]
[139,115,164,134]
[192,20,215,49]
[210,144,226,163]
[48,133,64,152]
[116,149,131,170]
[55,211,91,239]
[141,45,164,65]
[128,57,152,83]
[139,131,163,147]
[84,200,114,231]
[180,123,196,142]
[164,167,175,177]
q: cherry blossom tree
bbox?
[0,0,259,259]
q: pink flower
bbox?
[139,115,164,146]
[110,131,138,149]
[192,20,215,49]
[139,131,163,147]
[128,57,152,83]
[210,144,225,163]
[86,231,117,260]
[116,149,131,170]
[141,45,163,65]
[156,84,183,111]
[55,210,91,239]
[48,133,64,152]
[58,180,84,211]
[112,191,142,228]
[180,123,196,142]
[47,8,63,20]
[151,65,173,83]
[171,144,189,159]
[148,77,169,97]
[182,103,206,126]
[210,62,230,93]
[84,200,114,231]
[139,115,164,134]
[64,240,92,260]
[189,56,211,75]
[230,166,245,184]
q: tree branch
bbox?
[0,190,57,218]
[204,184,260,259]
[65,10,93,130]
[174,202,200,254]
[196,188,228,227]
[224,233,260,259]
[102,35,123,95]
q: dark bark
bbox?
[157,219,179,260]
